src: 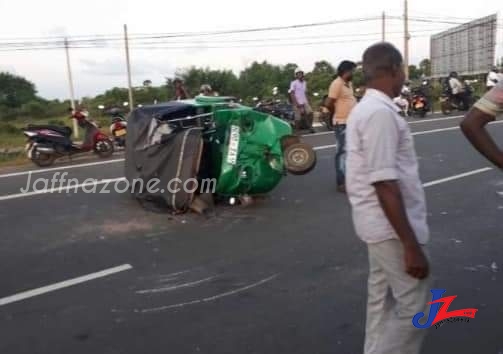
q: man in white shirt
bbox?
[289,69,314,133]
[346,42,431,354]
[486,66,499,91]
[448,71,468,109]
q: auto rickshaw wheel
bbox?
[284,142,316,175]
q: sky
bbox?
[0,0,502,100]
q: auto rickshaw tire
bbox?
[284,142,316,175]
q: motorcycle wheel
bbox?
[94,139,114,158]
[31,149,56,167]
[440,101,451,115]
[283,142,316,175]
[419,109,427,118]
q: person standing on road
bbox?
[289,69,314,133]
[460,78,503,166]
[326,60,357,193]
[174,78,189,100]
[346,42,431,354]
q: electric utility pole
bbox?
[124,24,134,112]
[64,38,78,138]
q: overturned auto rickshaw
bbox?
[125,96,316,214]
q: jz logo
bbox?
[412,289,478,329]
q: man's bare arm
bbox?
[373,180,429,279]
[325,97,335,117]
[460,108,503,168]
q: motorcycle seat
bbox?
[26,125,73,137]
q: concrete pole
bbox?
[124,24,134,112]
[404,0,410,80]
[382,12,386,41]
[64,38,78,138]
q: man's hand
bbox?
[460,107,503,168]
[297,104,305,115]
[404,244,429,279]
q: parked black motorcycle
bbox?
[254,99,296,128]
[440,80,480,115]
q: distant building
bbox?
[430,14,503,77]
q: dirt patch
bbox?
[101,219,153,235]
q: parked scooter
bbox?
[108,108,127,147]
[23,109,114,167]
[410,82,430,118]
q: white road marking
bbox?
[136,276,216,294]
[407,115,463,124]
[313,120,503,150]
[313,144,336,151]
[411,126,460,136]
[141,273,279,313]
[422,168,493,188]
[0,264,133,307]
[0,177,126,201]
[0,158,124,179]
[304,115,465,137]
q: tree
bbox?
[408,65,422,80]
[174,67,239,97]
[143,79,152,88]
[0,72,37,108]
[419,59,431,77]
[305,60,336,96]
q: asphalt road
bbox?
[0,113,502,354]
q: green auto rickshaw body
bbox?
[179,96,294,197]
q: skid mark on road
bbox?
[140,273,280,313]
[136,276,216,295]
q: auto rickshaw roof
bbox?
[180,96,238,106]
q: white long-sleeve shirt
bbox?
[487,71,499,88]
[449,78,463,95]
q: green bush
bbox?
[21,100,47,118]
[47,119,67,126]
[95,117,110,129]
[0,123,20,135]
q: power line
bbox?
[0,32,443,52]
[1,14,500,52]
[0,16,381,46]
[0,27,450,52]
